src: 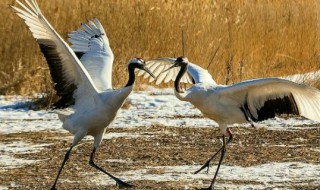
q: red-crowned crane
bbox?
[11,0,155,189]
[138,56,320,189]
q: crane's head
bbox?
[162,56,189,73]
[128,58,155,78]
[175,56,189,67]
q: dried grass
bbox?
[1,0,320,96]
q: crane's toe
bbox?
[199,186,213,190]
[194,160,210,174]
[116,179,134,189]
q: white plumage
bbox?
[68,19,114,91]
[11,0,154,189]
[142,56,320,189]
[142,57,320,125]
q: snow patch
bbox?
[89,162,320,189]
[0,141,51,154]
[1,91,319,135]
[0,155,37,170]
[0,186,8,190]
[0,141,51,170]
[105,159,133,163]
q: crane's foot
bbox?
[50,186,57,190]
[194,159,211,174]
[199,186,213,190]
[115,178,134,189]
[194,147,223,174]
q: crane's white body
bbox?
[175,83,243,125]
[142,58,320,134]
[176,78,320,133]
[62,86,132,144]
[12,0,134,148]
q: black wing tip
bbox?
[256,93,299,121]
[52,94,76,109]
[241,93,300,122]
[38,42,78,109]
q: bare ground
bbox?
[1,125,320,190]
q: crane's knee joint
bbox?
[89,160,95,167]
[64,151,71,160]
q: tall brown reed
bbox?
[1,0,320,96]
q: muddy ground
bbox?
[1,124,320,190]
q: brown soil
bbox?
[0,125,319,190]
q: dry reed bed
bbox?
[1,0,320,96]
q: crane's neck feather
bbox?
[125,64,136,87]
[175,64,188,93]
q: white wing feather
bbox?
[187,62,216,84]
[12,0,99,99]
[68,18,114,90]
[217,78,320,122]
[141,58,216,85]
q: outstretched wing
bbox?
[217,78,320,122]
[11,0,99,108]
[68,19,114,90]
[138,58,216,85]
[136,58,189,84]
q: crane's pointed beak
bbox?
[143,67,156,78]
[161,64,177,74]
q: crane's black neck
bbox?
[175,64,188,93]
[125,64,136,87]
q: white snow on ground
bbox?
[89,162,320,189]
[1,89,320,188]
[0,95,62,133]
[0,155,38,170]
[0,141,51,154]
[1,89,319,134]
[103,132,157,139]
[0,141,50,170]
[49,132,158,143]
[257,116,319,130]
[0,119,62,134]
[113,90,215,129]
[0,90,214,134]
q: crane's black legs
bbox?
[89,147,134,188]
[194,128,233,174]
[201,134,227,190]
[51,146,133,189]
[51,146,74,190]
[194,146,223,174]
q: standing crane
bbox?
[138,56,320,189]
[11,0,155,189]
